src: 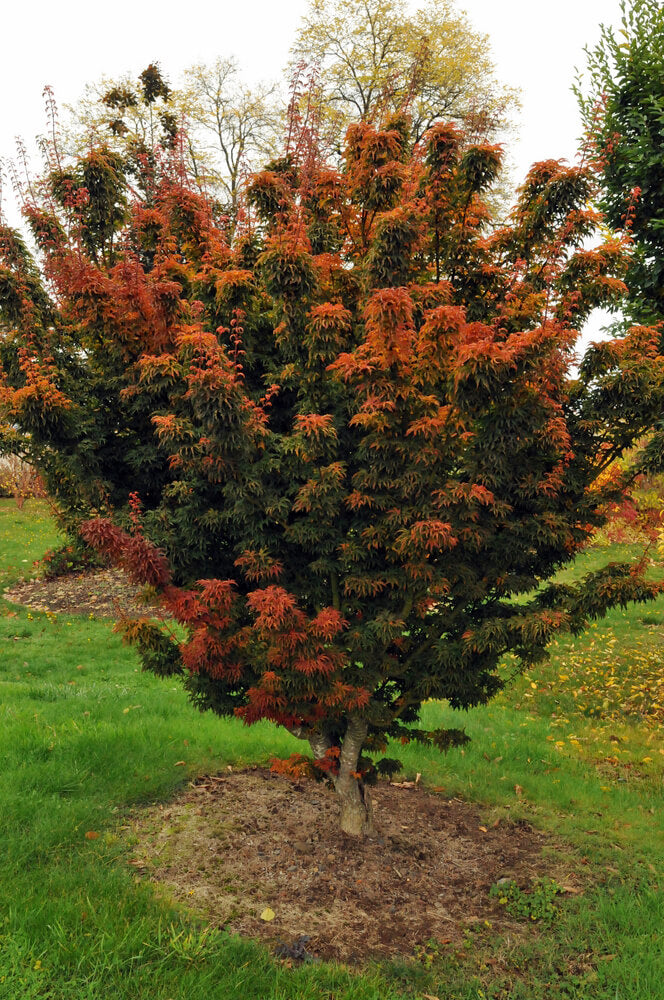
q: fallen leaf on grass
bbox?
[84,831,100,840]
[514,784,524,797]
[174,760,187,767]
[260,907,276,922]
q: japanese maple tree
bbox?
[2,111,664,836]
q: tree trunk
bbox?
[308,732,332,761]
[334,717,376,837]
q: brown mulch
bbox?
[125,767,578,964]
[3,568,160,618]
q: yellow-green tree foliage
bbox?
[290,0,518,144]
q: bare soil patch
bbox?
[3,568,157,618]
[125,768,573,963]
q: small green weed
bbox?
[490,877,563,925]
[413,937,444,967]
[161,922,222,966]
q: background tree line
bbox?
[61,0,517,225]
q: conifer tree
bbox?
[2,111,663,836]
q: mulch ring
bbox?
[125,767,581,964]
[2,568,159,618]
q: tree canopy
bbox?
[65,60,280,224]
[61,0,517,222]
[578,0,664,333]
[179,58,280,218]
[73,62,178,158]
[2,89,664,836]
[291,0,518,144]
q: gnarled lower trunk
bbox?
[301,717,375,837]
[335,769,375,837]
[308,731,333,762]
[333,717,375,838]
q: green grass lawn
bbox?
[0,499,662,1000]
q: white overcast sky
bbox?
[1,0,625,340]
